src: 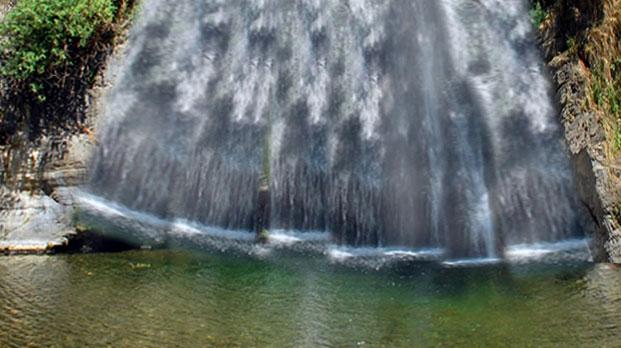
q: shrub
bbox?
[0,0,134,143]
[0,0,117,102]
[530,2,546,28]
[0,0,115,83]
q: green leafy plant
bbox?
[530,1,547,28]
[0,0,117,83]
[0,0,136,144]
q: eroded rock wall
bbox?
[0,0,130,253]
[539,0,621,262]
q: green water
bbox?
[1,250,620,347]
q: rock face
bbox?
[556,62,621,262]
[541,0,621,262]
[0,0,136,253]
[0,124,97,253]
[0,188,71,253]
[0,55,112,254]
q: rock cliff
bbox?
[538,0,621,262]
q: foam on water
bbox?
[441,258,503,268]
[506,239,593,263]
[74,190,592,268]
[77,190,332,253]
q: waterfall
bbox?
[88,0,589,259]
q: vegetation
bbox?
[594,61,621,152]
[0,0,115,85]
[535,0,621,235]
[581,3,621,155]
[535,0,621,155]
[0,0,136,144]
[530,1,547,28]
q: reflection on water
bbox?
[0,251,620,347]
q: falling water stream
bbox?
[85,0,592,261]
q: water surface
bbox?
[1,251,620,347]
